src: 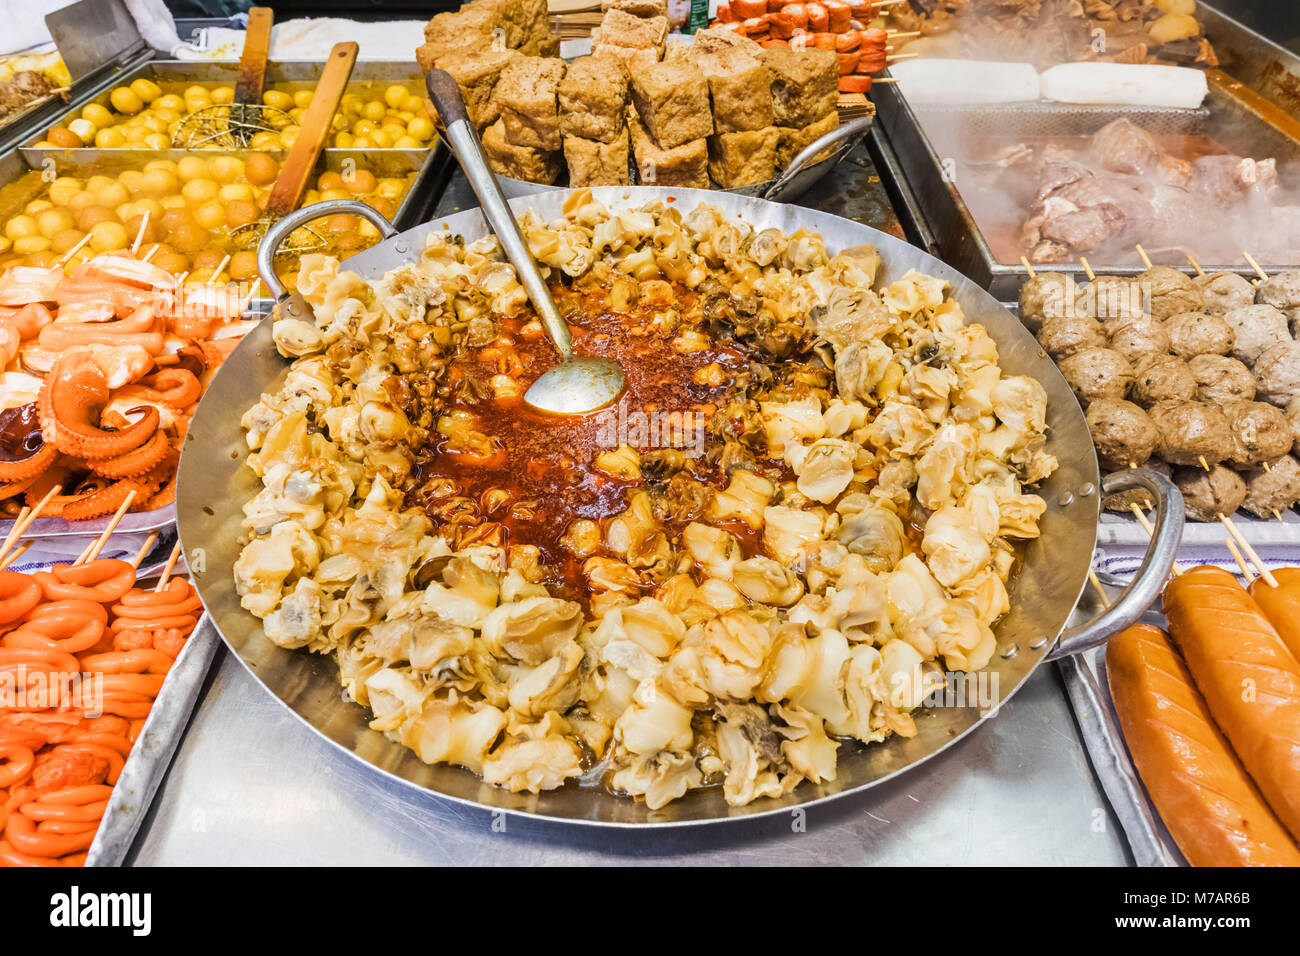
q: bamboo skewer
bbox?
[1218,511,1278,588]
[1088,568,1110,607]
[75,490,137,565]
[0,485,61,565]
[1242,250,1267,282]
[1135,244,1152,270]
[1224,535,1255,584]
[1129,503,1186,575]
[0,541,32,571]
[141,243,160,263]
[207,255,231,284]
[131,532,160,570]
[886,52,918,61]
[130,209,150,255]
[154,541,183,592]
[56,231,93,266]
[1184,251,1204,276]
[0,506,30,561]
[1020,255,1036,278]
[1079,256,1095,281]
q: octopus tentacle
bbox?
[37,358,160,460]
[59,479,148,522]
[0,474,39,500]
[0,442,56,482]
[141,450,179,511]
[86,431,171,479]
[139,369,202,409]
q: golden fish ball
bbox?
[228,250,258,280]
[23,250,58,268]
[159,196,187,212]
[343,169,377,195]
[351,118,377,137]
[316,171,344,192]
[352,135,373,149]
[24,199,52,216]
[394,135,421,148]
[109,86,144,114]
[152,250,189,274]
[67,118,97,144]
[209,156,244,184]
[168,221,209,255]
[380,122,405,140]
[144,132,170,150]
[183,84,210,101]
[74,205,117,231]
[153,93,184,112]
[88,220,128,252]
[159,207,193,233]
[210,85,234,104]
[94,181,130,208]
[192,249,225,270]
[141,167,180,198]
[46,126,82,148]
[244,152,279,186]
[130,77,162,103]
[357,220,381,242]
[13,235,51,254]
[85,174,115,193]
[383,85,411,110]
[368,130,392,149]
[361,100,386,123]
[124,213,161,246]
[80,103,113,128]
[368,197,395,219]
[49,228,86,254]
[217,183,254,203]
[4,215,39,241]
[132,198,165,222]
[341,93,364,115]
[279,126,300,149]
[150,106,181,125]
[36,207,75,238]
[287,107,305,123]
[397,110,414,123]
[320,188,350,202]
[193,201,226,230]
[143,158,178,175]
[262,89,293,111]
[123,127,150,147]
[302,189,322,205]
[177,156,211,182]
[292,89,313,109]
[93,127,126,148]
[224,199,262,229]
[249,131,281,151]
[65,192,96,214]
[407,117,434,141]
[330,112,349,132]
[333,131,354,148]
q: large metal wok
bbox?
[176,186,1182,827]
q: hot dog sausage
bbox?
[1247,567,1300,663]
[1107,623,1300,865]
[1163,565,1300,841]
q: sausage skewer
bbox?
[0,540,31,570]
[154,541,183,593]
[1218,511,1279,588]
[1224,535,1255,584]
[75,490,137,566]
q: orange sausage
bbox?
[1248,567,1300,662]
[780,3,808,28]
[837,51,861,74]
[716,2,737,21]
[810,31,837,48]
[768,12,797,37]
[824,0,851,32]
[849,0,875,16]
[806,1,829,31]
[741,16,768,34]
[1107,623,1300,866]
[732,0,769,17]
[835,29,861,51]
[1164,566,1300,842]
[839,75,872,93]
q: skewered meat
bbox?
[1222,304,1288,365]
[1143,266,1203,320]
[1255,270,1300,312]
[1082,275,1146,329]
[1131,353,1196,405]
[1253,341,1300,407]
[1058,346,1132,404]
[1164,311,1233,359]
[1241,454,1300,518]
[1174,464,1246,522]
[1086,398,1158,467]
[1017,272,1072,331]
[1103,459,1170,513]
[1037,314,1106,358]
[1195,272,1255,316]
[1189,354,1255,405]
[1223,401,1293,465]
[1109,315,1170,362]
[1148,399,1233,466]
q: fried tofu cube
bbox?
[590,42,661,73]
[629,112,708,188]
[630,60,713,149]
[707,127,778,188]
[760,46,838,126]
[695,48,772,133]
[437,48,520,129]
[493,57,567,150]
[416,32,493,72]
[564,128,631,186]
[424,5,502,44]
[690,26,763,58]
[559,56,630,143]
[521,32,562,57]
[482,118,562,184]
[596,10,668,52]
[775,110,839,168]
[602,0,668,15]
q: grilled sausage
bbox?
[1107,623,1300,866]
[1163,566,1300,841]
[1248,568,1300,664]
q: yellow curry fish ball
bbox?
[292,89,313,109]
[181,178,219,205]
[195,201,229,229]
[94,181,130,208]
[93,127,126,148]
[24,199,52,216]
[228,250,258,280]
[351,118,377,137]
[249,131,281,151]
[67,118,97,144]
[407,117,434,141]
[4,215,39,241]
[262,89,293,111]
[80,103,114,128]
[383,85,411,109]
[210,156,244,184]
[224,199,262,229]
[153,93,184,112]
[159,195,187,212]
[141,167,180,198]
[280,127,300,149]
[177,155,210,182]
[217,183,254,203]
[152,250,189,274]
[319,188,350,203]
[244,152,279,186]
[89,220,129,252]
[144,132,171,150]
[129,77,161,103]
[375,179,407,201]
[210,85,234,104]
[368,130,392,148]
[343,169,377,195]
[109,86,144,114]
[13,236,52,255]
[341,93,364,115]
[192,249,225,271]
[133,197,165,221]
[46,126,82,148]
[75,205,117,231]
[49,228,86,255]
[316,171,344,192]
[65,192,97,214]
[48,177,82,204]
[333,131,354,148]
[362,100,386,123]
[144,158,178,175]
[123,128,149,147]
[183,84,211,102]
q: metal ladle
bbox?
[424,69,627,415]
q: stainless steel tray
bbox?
[85,613,220,867]
[176,185,1182,827]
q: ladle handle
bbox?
[425,69,571,360]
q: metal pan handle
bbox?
[1045,467,1184,661]
[256,199,399,300]
[763,115,873,201]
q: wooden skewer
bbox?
[130,208,151,255]
[1130,503,1186,575]
[0,485,61,565]
[0,506,30,562]
[141,243,160,263]
[131,531,160,570]
[886,30,920,39]
[1135,244,1152,269]
[1242,250,1267,282]
[1273,508,1286,522]
[0,540,32,571]
[1080,256,1095,281]
[1184,250,1204,276]
[886,52,919,61]
[154,541,183,592]
[1020,255,1037,279]
[1218,511,1278,588]
[1088,568,1110,607]
[75,490,137,565]
[207,255,231,284]
[1198,455,1211,472]
[869,77,900,83]
[56,231,93,265]
[1224,535,1254,584]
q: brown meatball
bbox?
[1037,315,1106,359]
[1018,273,1072,332]
[1223,304,1288,365]
[1142,266,1204,320]
[1080,276,1145,328]
[1196,271,1255,315]
[1241,454,1300,518]
[1102,459,1170,513]
[1188,354,1255,405]
[1109,316,1171,363]
[1288,396,1300,456]
[1130,353,1197,406]
[1164,311,1233,359]
[1174,464,1247,522]
[1255,270,1300,311]
[1058,347,1133,405]
[1086,398,1158,468]
[1223,401,1294,465]
[1254,341,1300,407]
[1148,399,1234,466]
